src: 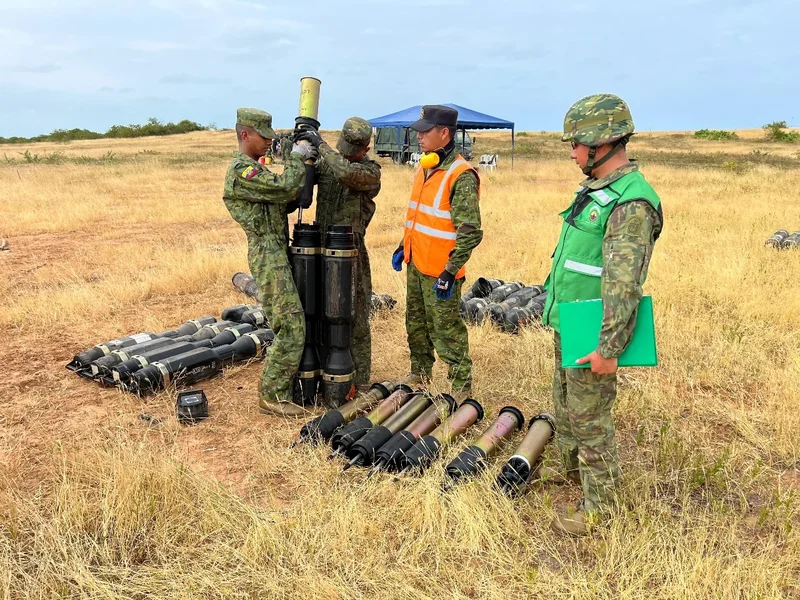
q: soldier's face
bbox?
[418,127,448,152]
[570,141,589,169]
[242,130,271,158]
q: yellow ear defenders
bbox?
[420,147,447,169]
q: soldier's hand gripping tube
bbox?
[369,393,457,476]
[292,380,395,447]
[496,413,556,498]
[131,329,273,396]
[489,286,545,325]
[765,230,789,248]
[109,324,257,387]
[396,399,484,477]
[344,391,434,470]
[321,225,358,409]
[328,384,413,459]
[232,272,261,302]
[291,223,323,406]
[442,406,525,492]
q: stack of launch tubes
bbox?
[291,376,557,497]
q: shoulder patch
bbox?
[241,165,258,181]
[589,188,615,206]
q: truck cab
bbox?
[374,127,473,164]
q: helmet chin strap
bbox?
[582,138,627,176]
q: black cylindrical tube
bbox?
[501,292,548,333]
[487,281,524,303]
[489,286,545,324]
[131,330,271,396]
[291,223,323,406]
[221,304,259,322]
[321,225,358,409]
[89,337,178,377]
[232,272,261,302]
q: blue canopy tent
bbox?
[368,103,516,167]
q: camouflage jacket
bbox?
[222,150,306,246]
[424,148,483,275]
[591,163,663,358]
[314,142,381,241]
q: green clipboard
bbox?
[558,296,658,369]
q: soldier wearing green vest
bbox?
[542,94,663,536]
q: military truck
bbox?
[373,127,473,164]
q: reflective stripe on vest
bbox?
[403,157,476,278]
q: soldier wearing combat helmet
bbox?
[542,94,663,536]
[222,107,319,417]
[294,117,381,390]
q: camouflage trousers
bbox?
[406,261,472,394]
[248,239,304,404]
[352,238,372,385]
[552,333,620,515]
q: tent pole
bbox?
[511,126,515,170]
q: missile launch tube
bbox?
[765,230,789,248]
[293,380,395,446]
[397,399,484,474]
[371,394,457,474]
[344,392,433,468]
[442,406,525,490]
[328,385,413,457]
[496,413,556,497]
[291,223,323,406]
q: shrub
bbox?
[763,121,799,143]
[694,129,739,141]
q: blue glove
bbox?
[391,246,404,272]
[433,270,456,300]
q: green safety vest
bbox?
[542,170,661,333]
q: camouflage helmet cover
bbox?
[562,94,634,147]
[337,117,373,157]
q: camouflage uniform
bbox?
[546,95,663,517]
[314,118,381,385]
[222,108,307,407]
[406,147,483,395]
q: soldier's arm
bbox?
[318,143,381,191]
[598,201,661,358]
[445,171,483,275]
[231,153,306,204]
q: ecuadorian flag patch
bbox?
[241,166,258,181]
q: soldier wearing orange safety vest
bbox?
[391,105,483,399]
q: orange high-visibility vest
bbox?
[404,156,478,279]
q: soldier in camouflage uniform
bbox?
[391,105,483,398]
[222,108,319,417]
[294,118,381,388]
[541,94,663,536]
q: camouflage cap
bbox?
[336,117,373,157]
[562,94,634,147]
[236,107,276,139]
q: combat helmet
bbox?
[562,93,635,174]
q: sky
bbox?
[0,0,798,137]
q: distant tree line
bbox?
[0,117,212,144]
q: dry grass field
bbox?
[1,129,799,599]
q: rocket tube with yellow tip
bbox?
[294,76,321,222]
